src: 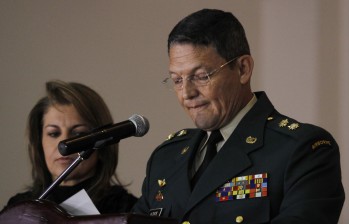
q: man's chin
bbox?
[193,118,214,130]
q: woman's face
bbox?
[41,104,98,186]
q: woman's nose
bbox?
[58,132,70,142]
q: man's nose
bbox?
[181,79,198,99]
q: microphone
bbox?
[58,114,149,156]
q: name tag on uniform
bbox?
[149,208,163,216]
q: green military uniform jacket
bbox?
[132,92,344,224]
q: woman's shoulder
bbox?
[102,185,138,204]
[4,190,36,209]
[96,185,138,214]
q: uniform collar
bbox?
[219,94,257,142]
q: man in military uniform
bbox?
[132,9,345,223]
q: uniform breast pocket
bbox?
[214,198,270,224]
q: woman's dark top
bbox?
[4,179,138,214]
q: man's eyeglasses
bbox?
[162,56,240,91]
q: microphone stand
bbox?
[38,139,109,200]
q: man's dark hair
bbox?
[168,9,250,61]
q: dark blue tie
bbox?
[191,130,223,188]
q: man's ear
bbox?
[238,55,254,84]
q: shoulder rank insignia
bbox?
[166,133,175,140]
[166,129,188,140]
[216,173,268,202]
[279,119,289,127]
[177,129,187,136]
[288,123,300,130]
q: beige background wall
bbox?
[1,0,348,222]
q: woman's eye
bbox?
[47,132,60,138]
[72,131,88,137]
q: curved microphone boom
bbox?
[58,114,149,156]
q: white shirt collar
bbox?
[219,94,257,141]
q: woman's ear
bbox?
[238,55,254,84]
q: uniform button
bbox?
[235,215,244,223]
[182,221,190,224]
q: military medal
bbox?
[155,191,164,201]
[216,173,268,202]
[158,179,166,187]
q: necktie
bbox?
[191,130,223,188]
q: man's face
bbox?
[168,44,249,131]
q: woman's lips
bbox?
[56,157,75,164]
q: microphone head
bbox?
[129,114,149,137]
